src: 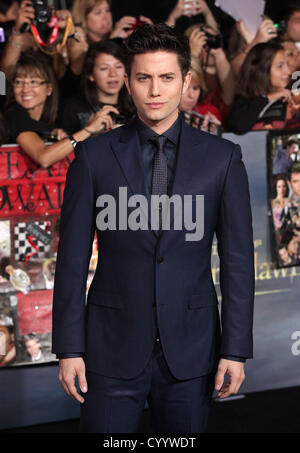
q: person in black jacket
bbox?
[61,39,135,135]
[226,42,292,135]
[5,50,115,167]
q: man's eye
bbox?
[137,77,147,81]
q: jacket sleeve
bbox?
[226,95,268,135]
[216,144,255,358]
[52,141,95,354]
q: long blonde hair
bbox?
[190,55,207,94]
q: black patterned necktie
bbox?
[151,135,168,196]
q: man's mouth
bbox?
[146,102,165,109]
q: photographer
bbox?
[67,0,152,76]
[185,23,235,125]
[228,18,278,78]
[165,0,218,31]
[0,0,35,78]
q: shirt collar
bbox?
[136,113,182,146]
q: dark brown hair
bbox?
[123,23,191,80]
[283,1,300,22]
[272,174,289,198]
[81,39,135,117]
[237,42,285,98]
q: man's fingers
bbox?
[78,370,88,394]
[218,371,245,399]
[215,366,226,391]
[66,381,85,403]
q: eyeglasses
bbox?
[13,79,47,88]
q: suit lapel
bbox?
[160,120,210,235]
[110,117,210,240]
[110,118,158,237]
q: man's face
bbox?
[279,247,289,262]
[25,339,41,358]
[124,51,191,132]
[287,11,300,43]
[288,237,299,255]
[291,171,300,196]
[287,143,299,155]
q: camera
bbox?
[20,1,52,33]
[200,26,222,49]
[31,0,52,24]
[109,111,127,125]
[275,20,287,37]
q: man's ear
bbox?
[124,73,131,95]
[182,71,192,95]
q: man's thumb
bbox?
[215,368,225,390]
[78,371,88,393]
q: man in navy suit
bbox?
[52,23,254,433]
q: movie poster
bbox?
[0,145,98,367]
[267,129,300,268]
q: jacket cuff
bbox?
[56,353,84,359]
[220,355,246,363]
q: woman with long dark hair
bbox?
[227,42,291,134]
[61,39,135,135]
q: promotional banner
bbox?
[0,145,77,366]
[223,131,300,393]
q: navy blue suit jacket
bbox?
[52,117,254,380]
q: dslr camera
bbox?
[21,0,52,32]
[200,26,222,49]
[31,0,52,24]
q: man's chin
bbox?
[141,111,167,124]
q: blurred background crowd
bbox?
[0,0,299,167]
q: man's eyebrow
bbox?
[135,72,177,77]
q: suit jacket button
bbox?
[157,257,164,264]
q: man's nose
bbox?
[149,78,160,97]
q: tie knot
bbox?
[151,135,167,151]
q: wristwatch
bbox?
[69,135,78,149]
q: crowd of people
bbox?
[0,0,299,167]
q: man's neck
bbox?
[137,110,179,135]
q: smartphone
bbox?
[184,0,196,16]
[0,28,5,43]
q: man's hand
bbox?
[58,357,87,403]
[215,359,245,399]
